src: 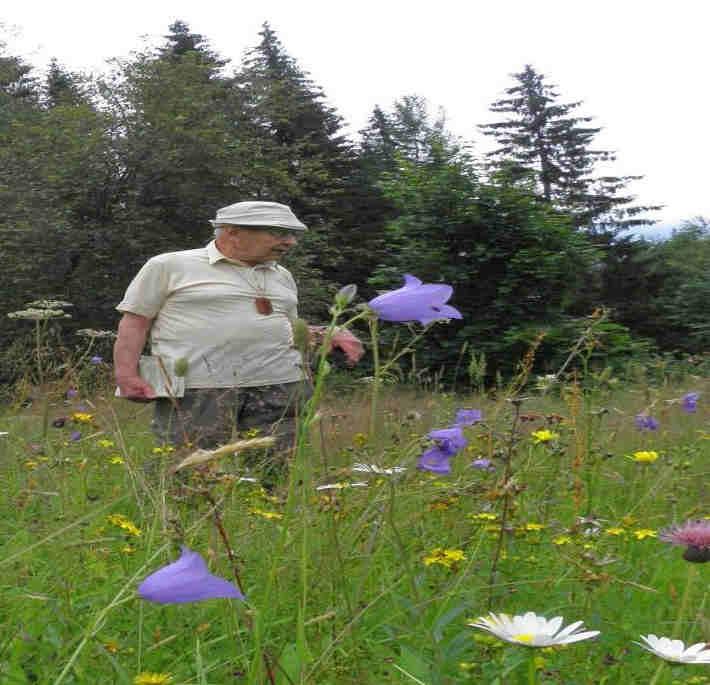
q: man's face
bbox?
[219,226,299,264]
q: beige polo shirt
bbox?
[116,241,306,389]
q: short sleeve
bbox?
[116,257,168,318]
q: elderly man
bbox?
[114,201,316,475]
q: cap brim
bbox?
[209,219,307,231]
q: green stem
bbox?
[368,317,380,439]
[528,650,538,685]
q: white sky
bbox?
[3,0,709,231]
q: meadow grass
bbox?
[0,374,708,684]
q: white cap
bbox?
[209,201,307,231]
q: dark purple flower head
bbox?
[471,458,494,470]
[138,546,245,603]
[455,409,482,426]
[90,355,103,365]
[682,392,699,414]
[427,426,468,455]
[635,414,659,432]
[52,417,67,428]
[367,274,463,325]
[417,446,453,474]
[69,430,82,442]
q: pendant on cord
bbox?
[255,296,273,315]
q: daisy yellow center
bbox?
[512,633,535,644]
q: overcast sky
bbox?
[3,0,709,232]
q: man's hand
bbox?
[116,375,157,402]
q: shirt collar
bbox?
[206,240,278,270]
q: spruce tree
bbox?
[480,64,658,234]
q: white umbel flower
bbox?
[635,634,710,664]
[469,612,600,647]
[351,463,407,475]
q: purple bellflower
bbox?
[69,430,82,442]
[635,414,659,432]
[682,392,699,413]
[367,274,463,325]
[418,446,454,474]
[90,355,103,365]
[455,409,483,426]
[138,546,244,603]
[427,426,468,454]
[471,458,494,470]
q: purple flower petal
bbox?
[635,414,659,431]
[427,426,468,455]
[471,458,494,470]
[66,388,78,399]
[417,446,452,474]
[69,431,82,441]
[682,393,699,414]
[90,355,103,365]
[367,274,463,325]
[455,409,482,426]
[138,546,244,604]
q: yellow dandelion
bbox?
[109,455,125,464]
[423,548,466,568]
[605,527,626,536]
[553,535,572,545]
[97,439,115,448]
[248,508,283,521]
[629,451,659,463]
[531,429,559,444]
[522,522,545,532]
[133,673,172,685]
[470,512,498,521]
[633,528,657,540]
[107,514,142,537]
[72,412,94,423]
[121,545,136,554]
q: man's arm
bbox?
[114,312,157,401]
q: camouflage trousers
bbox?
[152,381,312,484]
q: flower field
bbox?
[1,373,708,684]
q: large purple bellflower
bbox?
[138,546,244,604]
[367,275,462,325]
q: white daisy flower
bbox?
[351,463,407,475]
[468,611,600,647]
[635,634,710,664]
[316,482,368,491]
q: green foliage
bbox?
[480,64,659,233]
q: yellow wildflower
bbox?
[633,529,657,540]
[352,432,368,448]
[24,460,38,470]
[152,445,175,454]
[605,527,626,536]
[423,548,466,568]
[134,673,172,685]
[109,456,125,465]
[522,522,545,532]
[107,514,142,537]
[249,508,283,521]
[72,412,94,423]
[96,439,115,448]
[553,535,572,545]
[121,545,135,554]
[531,429,559,444]
[470,512,498,521]
[103,639,119,654]
[629,451,659,463]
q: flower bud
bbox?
[335,284,357,308]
